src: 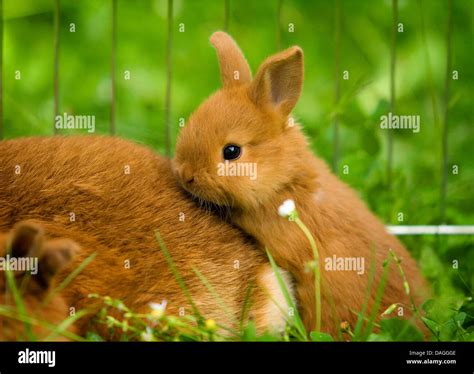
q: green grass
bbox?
[0,0,471,343]
[2,263,472,341]
[1,216,472,342]
[77,232,474,342]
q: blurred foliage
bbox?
[2,0,473,316]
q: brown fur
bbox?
[0,136,292,339]
[174,31,428,334]
[0,221,78,341]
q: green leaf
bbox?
[421,299,435,314]
[310,331,334,342]
[459,299,474,330]
[85,331,105,342]
[256,332,280,342]
[379,318,424,341]
[366,333,386,342]
[241,321,257,341]
[421,316,440,338]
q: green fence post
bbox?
[53,0,60,135]
[332,0,341,174]
[276,0,283,51]
[386,0,397,221]
[440,0,453,223]
[164,0,173,157]
[224,0,230,32]
[0,0,3,140]
[110,0,117,135]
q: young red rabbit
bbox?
[0,136,294,339]
[174,32,427,335]
[0,221,78,341]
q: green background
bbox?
[2,0,473,329]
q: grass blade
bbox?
[5,244,34,340]
[192,266,238,326]
[361,257,392,340]
[266,248,308,341]
[353,247,377,340]
[155,231,202,320]
[42,251,97,307]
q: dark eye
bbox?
[223,144,241,160]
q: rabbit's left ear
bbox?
[210,31,252,88]
[248,46,303,116]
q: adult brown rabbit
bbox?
[173,31,427,334]
[0,136,294,339]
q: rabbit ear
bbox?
[248,46,303,116]
[9,221,44,258]
[210,31,252,88]
[37,238,78,289]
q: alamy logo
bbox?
[55,112,96,133]
[0,254,38,275]
[18,349,55,367]
[217,161,257,181]
[380,112,420,133]
[324,255,365,275]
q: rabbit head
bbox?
[174,32,315,211]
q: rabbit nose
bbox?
[179,165,195,184]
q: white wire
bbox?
[386,225,474,236]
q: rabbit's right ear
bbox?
[248,46,303,116]
[210,31,252,88]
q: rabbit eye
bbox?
[223,144,241,161]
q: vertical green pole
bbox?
[333,0,341,174]
[164,0,173,157]
[223,0,230,32]
[53,0,60,134]
[110,0,117,135]
[0,0,3,140]
[440,0,453,223]
[276,0,283,51]
[387,0,397,221]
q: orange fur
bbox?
[0,221,78,341]
[0,136,292,339]
[174,31,428,334]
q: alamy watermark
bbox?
[380,112,420,133]
[217,161,257,181]
[0,254,38,275]
[324,255,365,275]
[55,112,95,133]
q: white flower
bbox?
[278,199,296,218]
[149,300,167,319]
[141,327,155,342]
